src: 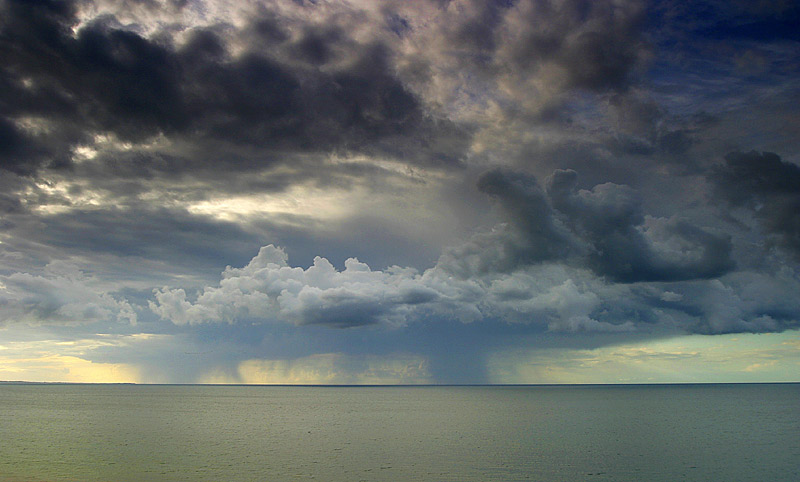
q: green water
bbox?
[1,384,798,481]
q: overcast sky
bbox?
[1,0,799,384]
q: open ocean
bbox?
[0,383,797,481]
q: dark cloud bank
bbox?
[0,0,468,175]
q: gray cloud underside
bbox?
[0,261,136,326]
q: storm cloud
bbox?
[711,151,800,260]
[441,167,734,283]
[1,0,799,383]
[150,166,793,336]
[0,0,470,178]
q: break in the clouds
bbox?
[1,0,799,383]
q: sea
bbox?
[0,383,797,482]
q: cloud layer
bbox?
[151,163,800,336]
[0,0,799,382]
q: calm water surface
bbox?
[1,384,798,481]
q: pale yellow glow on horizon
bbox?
[487,330,800,384]
[0,333,170,384]
[0,354,141,384]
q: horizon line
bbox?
[2,381,798,387]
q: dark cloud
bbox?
[385,12,412,38]
[288,24,343,65]
[248,13,290,44]
[0,0,470,177]
[473,168,573,267]
[712,151,800,205]
[604,93,710,164]
[711,151,800,259]
[448,0,513,57]
[420,0,647,94]
[547,169,734,282]
[0,117,39,174]
[75,20,188,137]
[458,168,734,283]
[503,0,647,92]
[2,205,266,281]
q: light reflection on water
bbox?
[1,384,798,481]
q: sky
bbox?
[1,0,799,384]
